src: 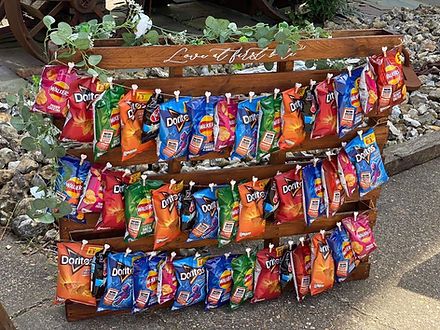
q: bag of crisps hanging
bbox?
[328,223,356,283]
[359,62,378,114]
[119,88,154,161]
[230,250,256,310]
[310,231,335,296]
[56,242,102,306]
[256,93,282,159]
[231,96,261,161]
[172,255,207,310]
[252,245,282,303]
[337,146,358,197]
[124,179,164,242]
[33,64,78,118]
[141,91,164,144]
[302,161,326,226]
[217,182,239,247]
[279,84,306,150]
[180,181,196,231]
[90,244,110,298]
[311,77,337,139]
[280,242,294,288]
[187,187,219,242]
[291,237,312,301]
[157,253,178,304]
[205,254,235,309]
[158,95,192,161]
[263,178,279,220]
[77,164,107,214]
[152,180,183,250]
[302,82,318,134]
[274,166,303,224]
[236,178,269,242]
[369,47,406,111]
[214,96,238,151]
[342,213,377,259]
[344,128,389,197]
[321,155,345,217]
[93,85,125,160]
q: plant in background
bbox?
[287,0,348,24]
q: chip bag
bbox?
[263,178,279,220]
[230,251,256,310]
[93,85,126,160]
[152,180,183,250]
[90,244,110,298]
[274,166,303,224]
[157,254,178,304]
[231,96,261,160]
[310,232,335,296]
[188,187,219,242]
[342,213,377,259]
[302,161,326,226]
[180,181,196,231]
[33,64,78,117]
[124,179,164,242]
[321,155,345,217]
[344,128,389,196]
[172,255,207,310]
[369,47,406,111]
[359,62,378,114]
[214,97,238,151]
[205,254,235,309]
[280,242,295,288]
[119,88,154,161]
[217,182,239,247]
[236,178,269,242]
[141,91,164,144]
[77,164,106,214]
[311,77,337,139]
[252,245,282,303]
[279,85,306,150]
[158,96,192,161]
[56,242,102,306]
[291,237,312,301]
[337,147,358,197]
[328,223,356,283]
[257,93,282,159]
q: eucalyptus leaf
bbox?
[145,30,159,44]
[274,30,287,42]
[32,198,47,210]
[264,62,274,71]
[46,197,58,209]
[103,14,115,23]
[87,68,99,77]
[276,44,290,58]
[6,94,16,106]
[21,136,37,151]
[49,32,66,46]
[257,38,270,48]
[40,138,51,156]
[57,202,72,217]
[88,54,103,66]
[205,16,218,29]
[54,146,66,158]
[43,16,55,29]
[57,22,73,38]
[35,213,56,224]
[74,38,91,50]
[10,116,26,131]
[20,106,31,122]
[122,32,135,46]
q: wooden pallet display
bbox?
[60,29,402,321]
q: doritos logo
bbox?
[127,101,146,121]
[242,107,258,128]
[111,262,132,282]
[245,188,266,203]
[318,241,330,259]
[288,95,303,112]
[113,184,124,194]
[201,197,217,216]
[73,85,99,105]
[166,109,189,132]
[160,192,179,210]
[264,256,280,270]
[355,145,375,163]
[180,266,205,282]
[60,248,92,274]
[326,92,335,103]
[282,178,301,195]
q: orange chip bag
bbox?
[279,85,306,150]
[310,231,335,296]
[236,178,269,242]
[119,88,154,161]
[56,242,102,306]
[152,180,184,250]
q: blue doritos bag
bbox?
[172,256,206,310]
[132,252,166,313]
[187,187,219,242]
[344,128,389,197]
[158,96,192,161]
[231,97,262,161]
[334,67,363,138]
[302,161,326,226]
[205,254,235,309]
[328,224,356,283]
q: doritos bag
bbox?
[188,187,219,242]
[369,47,406,111]
[236,178,269,242]
[337,147,358,198]
[321,155,345,217]
[263,178,279,220]
[56,242,102,306]
[252,246,282,303]
[342,213,377,259]
[217,183,239,247]
[172,256,207,310]
[214,97,238,151]
[291,237,312,301]
[205,254,234,309]
[231,97,261,161]
[257,93,282,159]
[141,91,164,143]
[302,162,326,226]
[152,181,183,250]
[274,167,303,224]
[180,182,196,231]
[344,128,389,197]
[33,65,78,117]
[124,179,163,242]
[158,96,192,161]
[310,232,335,296]
[93,85,125,160]
[60,76,104,142]
[328,224,356,283]
[279,85,306,150]
[230,251,256,310]
[54,155,91,223]
[311,78,337,139]
[359,62,378,114]
[119,88,154,161]
[157,254,178,304]
[77,164,106,214]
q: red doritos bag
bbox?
[291,237,311,302]
[322,154,346,217]
[337,147,358,198]
[311,76,338,139]
[252,245,282,303]
[310,232,335,296]
[279,84,306,150]
[274,166,303,224]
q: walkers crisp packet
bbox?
[141,91,164,144]
[230,251,256,310]
[214,97,238,151]
[321,155,345,217]
[337,147,358,197]
[311,77,338,139]
[187,187,219,242]
[274,167,303,224]
[344,128,389,197]
[302,162,326,226]
[157,254,178,304]
[279,85,306,149]
[328,223,356,283]
[205,254,235,309]
[257,93,282,159]
[291,237,312,301]
[78,164,106,214]
[342,213,377,259]
[359,62,378,114]
[217,182,240,247]
[310,232,335,296]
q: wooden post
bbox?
[0,302,15,330]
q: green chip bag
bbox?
[217,181,240,247]
[257,93,282,160]
[230,250,256,310]
[93,85,125,160]
[124,179,163,242]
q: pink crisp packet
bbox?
[342,213,377,259]
[33,65,78,118]
[214,97,238,151]
[77,164,106,213]
[359,62,378,114]
[337,147,358,198]
[157,255,178,304]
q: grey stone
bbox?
[16,157,39,174]
[428,89,440,102]
[0,147,15,169]
[418,113,437,125]
[31,174,46,187]
[7,160,20,171]
[417,104,428,115]
[43,228,58,241]
[409,92,429,106]
[408,109,418,118]
[403,115,421,128]
[11,214,49,239]
[391,106,402,119]
[38,165,55,181]
[13,197,34,217]
[0,169,14,185]
[0,123,18,142]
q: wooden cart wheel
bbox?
[0,0,5,21]
[254,0,293,22]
